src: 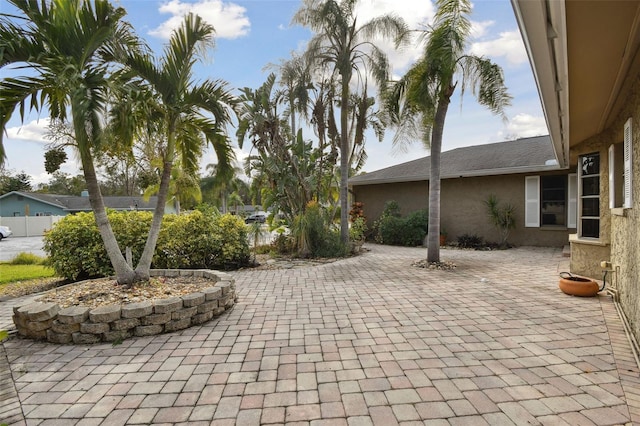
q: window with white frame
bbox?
[579,152,600,238]
[525,174,577,228]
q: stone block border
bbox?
[12,269,236,344]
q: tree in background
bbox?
[0,169,31,194]
[384,0,511,263]
[293,0,408,244]
[200,163,249,213]
[37,172,86,195]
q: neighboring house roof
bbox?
[0,191,159,212]
[349,136,560,186]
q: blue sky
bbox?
[0,0,548,186]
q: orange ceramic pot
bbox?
[558,273,600,297]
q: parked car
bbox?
[245,212,268,224]
[0,225,13,241]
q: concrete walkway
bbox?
[1,244,638,425]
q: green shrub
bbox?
[44,210,250,280]
[292,201,347,258]
[44,211,134,280]
[457,233,484,249]
[377,209,428,246]
[155,211,250,270]
[349,217,367,242]
[10,252,47,265]
[271,233,295,255]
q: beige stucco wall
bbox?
[608,77,640,341]
[569,72,640,342]
[352,171,572,248]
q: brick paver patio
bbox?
[1,244,638,425]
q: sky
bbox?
[0,0,549,187]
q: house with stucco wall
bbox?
[512,0,640,344]
[350,135,575,247]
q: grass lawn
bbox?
[0,264,56,285]
[0,264,64,299]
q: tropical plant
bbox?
[247,220,267,264]
[110,13,237,282]
[457,233,484,249]
[238,74,316,224]
[0,0,144,283]
[384,0,511,262]
[293,0,408,245]
[484,194,516,248]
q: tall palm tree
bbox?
[0,0,143,283]
[385,0,511,262]
[270,53,312,144]
[293,0,408,244]
[116,13,236,280]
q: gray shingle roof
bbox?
[349,136,559,186]
[1,191,159,211]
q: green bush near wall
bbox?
[377,208,428,247]
[44,210,250,280]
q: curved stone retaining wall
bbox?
[12,269,236,344]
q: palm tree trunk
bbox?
[135,135,176,280]
[426,93,452,263]
[79,147,137,284]
[339,75,350,245]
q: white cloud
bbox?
[499,113,548,139]
[470,19,494,38]
[470,30,527,66]
[5,118,51,144]
[150,0,250,40]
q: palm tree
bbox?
[384,0,511,262]
[115,13,237,280]
[200,163,247,213]
[0,0,143,283]
[293,0,408,244]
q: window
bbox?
[524,174,577,228]
[579,152,600,238]
[541,176,566,226]
[35,212,52,217]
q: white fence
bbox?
[0,216,64,237]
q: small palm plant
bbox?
[248,220,267,265]
[484,194,516,248]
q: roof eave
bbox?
[511,0,570,168]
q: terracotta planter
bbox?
[439,235,446,246]
[558,272,600,297]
